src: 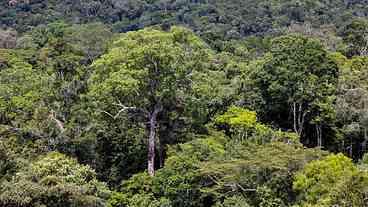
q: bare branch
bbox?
[236,184,256,192]
[100,102,148,120]
[113,106,138,119]
[100,110,115,119]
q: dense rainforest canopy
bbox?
[1,0,368,206]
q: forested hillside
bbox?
[1,0,368,206]
[2,0,368,46]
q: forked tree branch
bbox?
[101,101,148,120]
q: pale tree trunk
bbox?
[148,104,162,176]
[293,102,297,134]
[350,137,353,158]
[292,102,308,137]
[316,124,322,147]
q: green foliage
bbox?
[340,19,368,57]
[0,130,49,183]
[215,106,258,141]
[215,106,257,130]
[189,63,240,132]
[89,26,209,107]
[2,4,368,207]
[0,142,15,181]
[67,107,148,185]
[0,49,51,128]
[214,195,250,207]
[334,54,368,158]
[201,141,326,206]
[111,116,324,207]
[254,34,338,147]
[65,23,113,63]
[1,0,367,48]
[215,106,300,144]
[0,152,110,207]
[108,132,226,207]
[108,191,172,207]
[294,154,368,206]
[86,25,214,177]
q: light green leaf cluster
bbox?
[294,154,368,206]
[0,50,51,127]
[215,106,300,143]
[215,106,257,130]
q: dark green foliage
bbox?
[66,105,148,186]
[340,19,368,57]
[254,34,339,148]
[1,0,367,49]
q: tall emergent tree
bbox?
[88,26,211,176]
[255,35,338,146]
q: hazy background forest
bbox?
[1,0,368,206]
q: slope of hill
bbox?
[2,0,368,37]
